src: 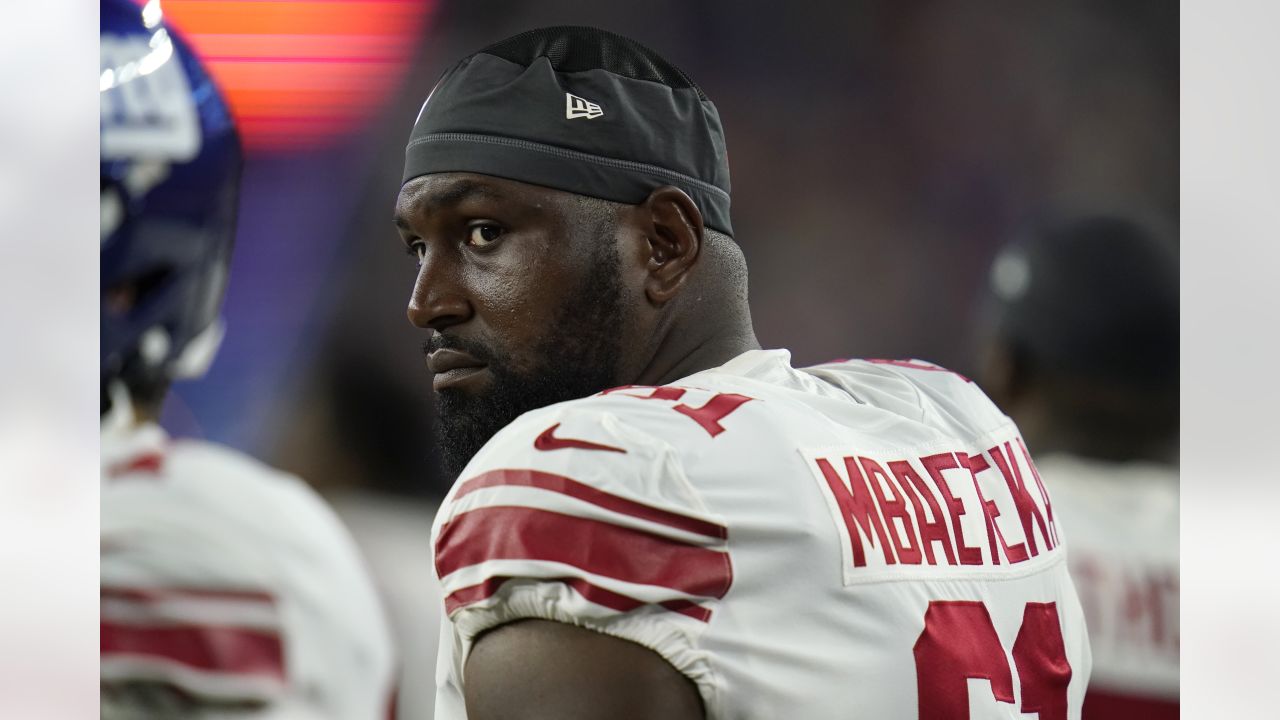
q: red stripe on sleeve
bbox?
[101,621,286,679]
[435,506,732,599]
[445,576,642,615]
[442,576,510,613]
[454,468,728,539]
[659,599,714,622]
[444,575,713,622]
[101,586,277,605]
[107,452,165,478]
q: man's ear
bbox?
[640,186,704,305]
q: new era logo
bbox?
[565,92,603,119]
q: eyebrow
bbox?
[393,179,506,231]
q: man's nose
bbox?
[406,251,472,331]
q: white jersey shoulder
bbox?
[102,422,395,719]
[432,350,1091,719]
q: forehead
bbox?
[395,172,568,224]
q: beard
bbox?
[430,243,626,478]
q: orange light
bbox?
[158,0,436,151]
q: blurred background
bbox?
[29,0,1280,718]
[140,1,1177,717]
[154,0,1178,498]
[147,6,1178,710]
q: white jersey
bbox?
[431,349,1091,719]
[1036,454,1178,718]
[101,420,395,719]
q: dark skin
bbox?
[101,281,168,422]
[463,620,707,720]
[980,342,1178,464]
[394,172,758,719]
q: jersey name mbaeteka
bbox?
[432,349,1091,719]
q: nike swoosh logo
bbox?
[533,423,626,454]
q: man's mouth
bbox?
[427,348,488,391]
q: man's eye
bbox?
[466,224,503,247]
[405,242,425,264]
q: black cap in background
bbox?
[987,216,1179,388]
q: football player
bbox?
[396,27,1092,719]
[100,0,394,716]
[979,216,1178,718]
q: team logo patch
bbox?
[101,32,201,162]
[565,92,604,119]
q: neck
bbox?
[635,308,759,387]
[1016,401,1177,466]
[1027,424,1177,466]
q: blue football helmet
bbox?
[101,0,241,410]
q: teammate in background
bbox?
[978,216,1179,718]
[100,1,394,716]
[395,27,1091,718]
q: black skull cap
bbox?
[402,26,733,236]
